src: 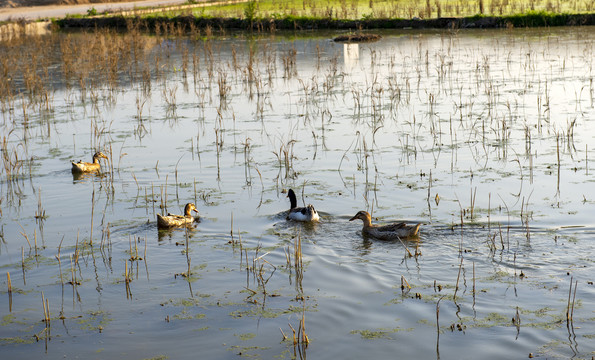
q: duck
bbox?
[286,189,320,222]
[349,210,421,240]
[157,203,199,228]
[71,151,108,173]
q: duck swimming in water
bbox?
[349,210,421,240]
[286,189,320,222]
[71,151,108,173]
[157,203,199,228]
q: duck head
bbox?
[349,210,371,222]
[184,203,199,217]
[93,151,109,163]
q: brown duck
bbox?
[349,210,421,240]
[71,151,108,173]
[157,203,199,228]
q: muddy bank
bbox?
[56,12,595,31]
[1,0,147,8]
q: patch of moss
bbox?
[0,336,37,345]
[480,312,511,326]
[1,314,18,326]
[170,298,201,307]
[172,309,205,320]
[77,310,112,332]
[142,356,168,360]
[227,345,270,358]
[350,327,411,340]
[522,319,565,330]
[417,319,431,325]
[518,306,556,317]
[235,332,257,341]
[230,304,311,319]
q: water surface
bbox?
[1,27,595,359]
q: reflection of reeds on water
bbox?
[292,231,305,297]
[124,260,132,299]
[566,277,578,325]
[6,272,12,312]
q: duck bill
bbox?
[349,215,358,221]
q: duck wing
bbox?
[166,213,185,218]
[374,222,409,233]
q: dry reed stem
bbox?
[288,323,297,345]
[279,327,288,341]
[17,222,32,250]
[300,309,309,345]
[401,275,411,291]
[41,291,50,325]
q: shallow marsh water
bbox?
[1,27,595,359]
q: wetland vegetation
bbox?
[1,8,595,359]
[51,0,595,31]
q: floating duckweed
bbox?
[173,309,205,320]
[142,356,168,360]
[235,332,256,341]
[0,336,37,345]
[384,298,403,305]
[77,311,112,332]
[350,327,410,340]
[228,345,270,358]
[1,314,17,326]
[518,306,556,317]
[171,298,201,307]
[229,304,309,319]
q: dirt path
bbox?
[0,0,189,21]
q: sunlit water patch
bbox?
[1,27,595,359]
